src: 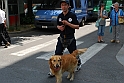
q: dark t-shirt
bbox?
[57,11,79,38]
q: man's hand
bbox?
[118,16,123,18]
[57,25,65,31]
[4,24,7,28]
[62,20,69,25]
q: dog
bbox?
[48,48,87,83]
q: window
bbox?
[8,5,18,15]
[8,0,17,4]
[75,0,81,8]
[88,0,92,7]
[37,0,61,9]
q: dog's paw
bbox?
[67,75,70,79]
[70,78,74,81]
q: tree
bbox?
[27,0,33,17]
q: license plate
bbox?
[42,26,47,28]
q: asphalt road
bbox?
[0,20,124,83]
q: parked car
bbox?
[34,0,88,29]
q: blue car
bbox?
[34,0,88,29]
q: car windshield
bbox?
[36,0,61,10]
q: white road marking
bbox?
[36,43,107,66]
[10,39,57,56]
[36,41,84,60]
[0,37,43,52]
[80,43,107,65]
[116,44,124,66]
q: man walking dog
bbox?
[48,0,82,76]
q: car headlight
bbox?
[52,16,58,19]
[75,10,82,13]
[35,16,40,19]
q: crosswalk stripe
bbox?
[116,44,124,66]
[80,43,107,65]
[36,43,107,64]
[36,41,84,60]
[10,39,57,56]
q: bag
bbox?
[109,26,112,33]
[118,18,124,24]
[59,36,74,48]
[95,18,102,27]
[118,9,124,24]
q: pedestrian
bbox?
[110,2,124,43]
[48,0,81,76]
[0,6,10,48]
[97,3,108,43]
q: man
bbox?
[110,2,124,43]
[48,0,81,76]
[0,6,10,48]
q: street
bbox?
[0,20,124,83]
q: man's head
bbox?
[60,0,70,12]
[114,2,119,9]
[100,3,105,9]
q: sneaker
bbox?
[48,72,55,77]
[111,40,115,43]
[4,45,8,48]
[4,42,10,48]
[75,64,82,72]
[75,58,82,72]
[116,40,120,43]
[97,41,101,43]
[100,40,105,43]
[7,42,10,46]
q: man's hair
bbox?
[60,0,69,5]
[114,2,119,6]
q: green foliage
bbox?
[20,15,35,25]
[8,24,35,32]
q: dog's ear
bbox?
[49,56,53,64]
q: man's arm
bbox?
[62,20,79,29]
[57,25,65,31]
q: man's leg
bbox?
[55,37,64,55]
[67,38,82,71]
[111,26,116,43]
[48,37,64,77]
[0,24,7,46]
[116,25,121,43]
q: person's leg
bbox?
[97,26,102,42]
[67,38,81,71]
[111,26,116,43]
[100,26,105,42]
[67,38,76,54]
[48,37,64,77]
[0,24,9,47]
[55,37,64,55]
[116,25,121,43]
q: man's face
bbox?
[114,4,119,9]
[101,5,104,9]
[61,2,69,12]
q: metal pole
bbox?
[4,0,9,28]
[1,0,4,9]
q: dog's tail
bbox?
[71,48,87,58]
